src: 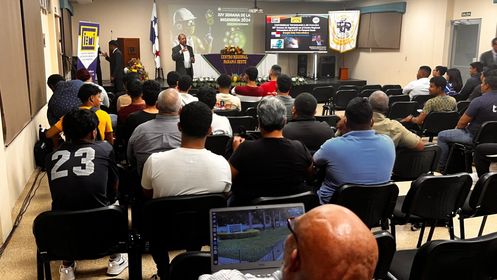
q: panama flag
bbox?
[271,31,281,38]
[150,0,161,68]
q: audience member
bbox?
[401,76,456,129]
[233,66,269,102]
[314,97,395,204]
[432,65,447,77]
[46,84,114,144]
[474,143,497,177]
[283,93,333,152]
[199,204,378,280]
[458,62,483,100]
[117,79,145,124]
[116,73,140,111]
[479,37,497,71]
[260,64,282,94]
[177,75,198,105]
[275,74,294,121]
[142,101,231,280]
[369,91,424,151]
[45,109,126,280]
[46,74,83,126]
[403,65,431,99]
[197,86,233,136]
[468,65,497,101]
[127,88,181,175]
[445,68,463,96]
[437,69,497,171]
[166,70,180,88]
[76,68,110,108]
[215,74,241,111]
[229,97,313,206]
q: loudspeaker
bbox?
[297,54,307,77]
[319,56,336,78]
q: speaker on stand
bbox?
[318,56,336,78]
[297,54,307,77]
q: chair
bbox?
[205,135,230,156]
[331,89,357,111]
[250,191,319,212]
[213,109,239,117]
[312,86,335,115]
[227,116,257,133]
[315,115,341,127]
[388,232,497,280]
[290,83,314,98]
[382,84,401,92]
[374,231,396,280]
[458,172,497,239]
[391,144,440,181]
[456,100,471,115]
[189,88,199,97]
[388,94,410,106]
[338,84,360,91]
[33,205,141,280]
[412,95,433,109]
[330,183,399,229]
[387,101,418,120]
[169,251,210,280]
[240,101,260,112]
[361,84,382,91]
[244,107,258,119]
[358,88,376,98]
[386,88,403,96]
[420,111,459,142]
[390,173,472,248]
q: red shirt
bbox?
[260,80,277,94]
[118,103,145,124]
[234,85,267,97]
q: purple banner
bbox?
[202,54,265,75]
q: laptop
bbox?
[209,203,305,277]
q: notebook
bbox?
[209,203,305,276]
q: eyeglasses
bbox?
[287,217,299,244]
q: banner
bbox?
[328,11,360,53]
[77,21,100,81]
[150,0,161,68]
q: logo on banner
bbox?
[80,26,98,51]
[271,31,281,38]
[271,17,280,23]
[291,17,302,23]
[328,11,360,53]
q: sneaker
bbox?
[107,253,128,276]
[150,274,160,280]
[59,262,76,280]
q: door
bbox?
[449,19,480,82]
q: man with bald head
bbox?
[200,204,378,280]
[127,88,182,175]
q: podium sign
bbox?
[202,54,265,75]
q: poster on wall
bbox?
[328,11,360,53]
[77,21,100,80]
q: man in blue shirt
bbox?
[313,97,395,204]
[46,74,83,125]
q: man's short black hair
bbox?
[430,76,447,90]
[419,66,432,77]
[345,97,373,127]
[492,37,497,45]
[47,74,64,89]
[142,80,161,105]
[217,74,232,89]
[62,109,99,142]
[483,69,497,90]
[124,72,140,87]
[245,66,258,81]
[167,71,180,87]
[77,83,101,103]
[294,92,317,117]
[178,75,192,92]
[197,86,217,109]
[277,74,292,93]
[271,64,282,77]
[127,79,143,98]
[434,66,447,76]
[470,62,484,73]
[109,40,119,47]
[179,101,212,138]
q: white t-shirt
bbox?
[403,77,430,99]
[182,46,192,69]
[180,92,198,106]
[141,147,231,198]
[212,113,233,137]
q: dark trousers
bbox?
[474,143,497,177]
[185,67,193,79]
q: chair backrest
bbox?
[473,121,497,145]
[338,84,360,91]
[392,144,440,181]
[250,191,319,212]
[456,100,471,115]
[205,135,230,156]
[315,115,341,127]
[361,84,382,91]
[409,232,497,280]
[244,107,258,119]
[412,94,434,109]
[388,94,410,106]
[169,251,211,280]
[382,84,402,92]
[240,101,260,112]
[142,194,227,250]
[358,88,376,98]
[387,101,418,119]
[386,88,403,96]
[227,116,257,133]
[374,231,396,280]
[402,173,472,221]
[290,84,314,98]
[213,109,240,117]
[333,89,357,109]
[312,86,335,103]
[189,88,199,97]
[468,172,497,216]
[33,205,129,261]
[421,111,459,137]
[330,183,399,228]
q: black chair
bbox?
[250,191,319,212]
[412,94,433,109]
[420,111,459,142]
[331,89,357,111]
[389,232,497,280]
[290,83,314,98]
[33,206,141,280]
[227,116,257,132]
[388,94,410,106]
[390,173,472,248]
[338,84,360,91]
[315,115,341,127]
[240,101,260,112]
[244,107,258,119]
[169,251,210,280]
[361,84,382,91]
[456,100,471,115]
[213,109,239,117]
[358,88,376,98]
[189,88,199,97]
[382,84,401,92]
[374,231,396,280]
[387,101,418,120]
[386,88,403,96]
[312,86,335,115]
[458,172,497,239]
[330,183,399,229]
[391,144,440,181]
[205,135,230,156]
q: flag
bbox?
[150,0,161,68]
[271,31,281,38]
[328,10,360,53]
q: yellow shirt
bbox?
[55,106,113,139]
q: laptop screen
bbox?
[210,203,305,272]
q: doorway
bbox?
[449,19,481,82]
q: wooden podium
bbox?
[116,38,140,67]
